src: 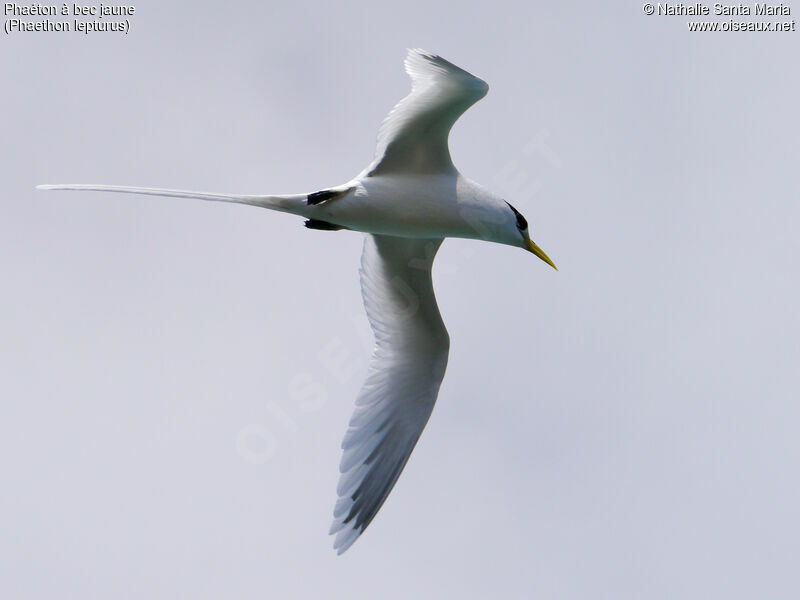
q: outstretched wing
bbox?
[364,49,489,177]
[330,234,450,554]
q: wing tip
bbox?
[331,521,362,555]
[403,48,489,94]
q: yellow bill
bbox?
[526,238,557,270]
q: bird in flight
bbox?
[38,49,557,554]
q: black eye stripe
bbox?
[505,201,528,231]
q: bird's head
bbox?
[503,201,557,270]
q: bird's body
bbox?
[38,49,556,554]
[307,174,515,241]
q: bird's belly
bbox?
[313,175,472,238]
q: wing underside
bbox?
[365,49,489,176]
[330,234,450,553]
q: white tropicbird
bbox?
[38,49,557,554]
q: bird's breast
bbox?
[316,174,480,239]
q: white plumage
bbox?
[365,50,488,176]
[37,49,556,554]
[330,235,449,553]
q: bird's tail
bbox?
[35,184,310,217]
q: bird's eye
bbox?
[505,202,528,231]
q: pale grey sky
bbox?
[2,1,799,598]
